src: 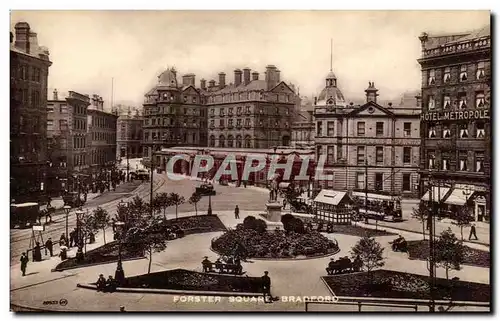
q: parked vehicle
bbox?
[131,169,150,180]
[62,192,85,208]
[195,183,216,196]
[11,202,39,228]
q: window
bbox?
[475,92,485,108]
[21,66,27,80]
[357,146,365,165]
[476,122,485,138]
[192,96,197,103]
[459,93,467,109]
[227,135,234,148]
[443,67,451,83]
[60,104,67,113]
[357,122,365,136]
[327,146,334,164]
[327,121,335,137]
[229,108,233,116]
[404,122,411,137]
[428,150,435,169]
[475,151,484,172]
[228,119,234,128]
[317,122,323,136]
[220,108,225,116]
[402,174,411,192]
[47,105,54,112]
[460,65,468,82]
[47,120,54,131]
[459,124,469,138]
[375,173,383,191]
[356,173,365,190]
[443,95,451,109]
[219,119,224,128]
[219,135,225,148]
[476,61,485,80]
[244,135,251,148]
[210,108,214,115]
[459,152,468,171]
[428,69,436,85]
[376,122,384,136]
[237,107,242,115]
[428,124,436,138]
[245,118,250,127]
[246,106,251,114]
[403,147,411,164]
[209,120,214,128]
[428,95,435,110]
[236,119,242,127]
[442,125,451,138]
[376,146,383,164]
[337,144,343,160]
[316,145,322,157]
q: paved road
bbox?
[10,178,164,265]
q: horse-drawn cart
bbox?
[10,202,39,228]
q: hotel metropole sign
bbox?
[421,109,490,122]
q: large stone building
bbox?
[314,69,421,198]
[142,68,208,160]
[117,108,143,160]
[10,22,52,201]
[206,65,297,149]
[417,25,491,221]
[291,96,315,149]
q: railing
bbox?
[423,37,490,58]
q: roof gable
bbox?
[181,85,200,95]
[270,81,295,94]
[349,101,394,117]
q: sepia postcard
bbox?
[9,10,491,312]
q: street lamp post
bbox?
[75,210,85,262]
[207,192,212,216]
[115,221,126,284]
[63,205,71,243]
[150,153,154,216]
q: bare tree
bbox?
[189,193,202,216]
[412,202,429,240]
[169,193,185,220]
[452,205,473,241]
[93,207,110,245]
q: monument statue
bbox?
[268,175,279,203]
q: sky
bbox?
[10,10,490,110]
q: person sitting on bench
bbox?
[202,256,212,272]
[96,274,106,292]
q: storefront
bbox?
[313,189,353,225]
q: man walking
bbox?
[261,271,273,303]
[20,252,29,276]
[469,223,478,240]
[45,237,53,257]
[234,205,240,219]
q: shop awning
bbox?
[444,188,472,206]
[314,189,350,206]
[279,182,290,189]
[421,187,450,203]
[352,191,393,201]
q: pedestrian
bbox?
[20,252,29,276]
[33,242,42,262]
[282,198,287,209]
[469,223,478,240]
[59,245,68,260]
[261,271,273,303]
[45,237,53,257]
[59,233,67,247]
[234,205,240,219]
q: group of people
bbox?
[19,236,56,277]
[96,274,118,292]
[390,235,408,252]
[201,256,243,275]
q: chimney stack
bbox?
[200,78,206,90]
[182,73,196,86]
[364,81,379,103]
[14,22,31,54]
[53,89,58,100]
[218,72,226,89]
[208,79,216,88]
[252,71,259,81]
[234,69,242,87]
[265,65,278,90]
[276,69,281,83]
[243,68,251,85]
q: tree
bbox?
[452,205,473,241]
[80,214,98,254]
[435,228,465,280]
[153,193,171,220]
[412,202,429,240]
[189,193,202,216]
[93,207,111,245]
[351,236,385,284]
[169,193,185,220]
[124,216,168,274]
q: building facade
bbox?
[117,109,143,160]
[314,70,421,197]
[87,95,118,175]
[142,68,208,160]
[206,65,297,149]
[291,96,315,149]
[418,25,491,221]
[10,22,52,201]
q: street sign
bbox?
[32,225,44,231]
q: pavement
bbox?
[10,174,490,312]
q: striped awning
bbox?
[421,187,450,203]
[444,188,473,206]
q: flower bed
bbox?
[120,269,262,293]
[407,240,490,268]
[327,224,396,237]
[323,269,490,302]
[162,215,227,235]
[54,241,144,271]
[212,227,339,259]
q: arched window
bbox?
[227,135,234,148]
[244,135,252,148]
[236,135,242,148]
[209,135,215,147]
[219,135,225,148]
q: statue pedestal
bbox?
[266,202,283,222]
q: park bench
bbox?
[202,262,243,275]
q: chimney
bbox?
[314,97,317,106]
[365,81,379,103]
[234,69,242,87]
[208,79,216,88]
[218,72,226,89]
[14,22,31,54]
[252,71,259,81]
[243,68,251,85]
[265,65,278,90]
[276,69,281,83]
[200,78,206,90]
[29,31,38,49]
[53,89,58,100]
[415,94,422,107]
